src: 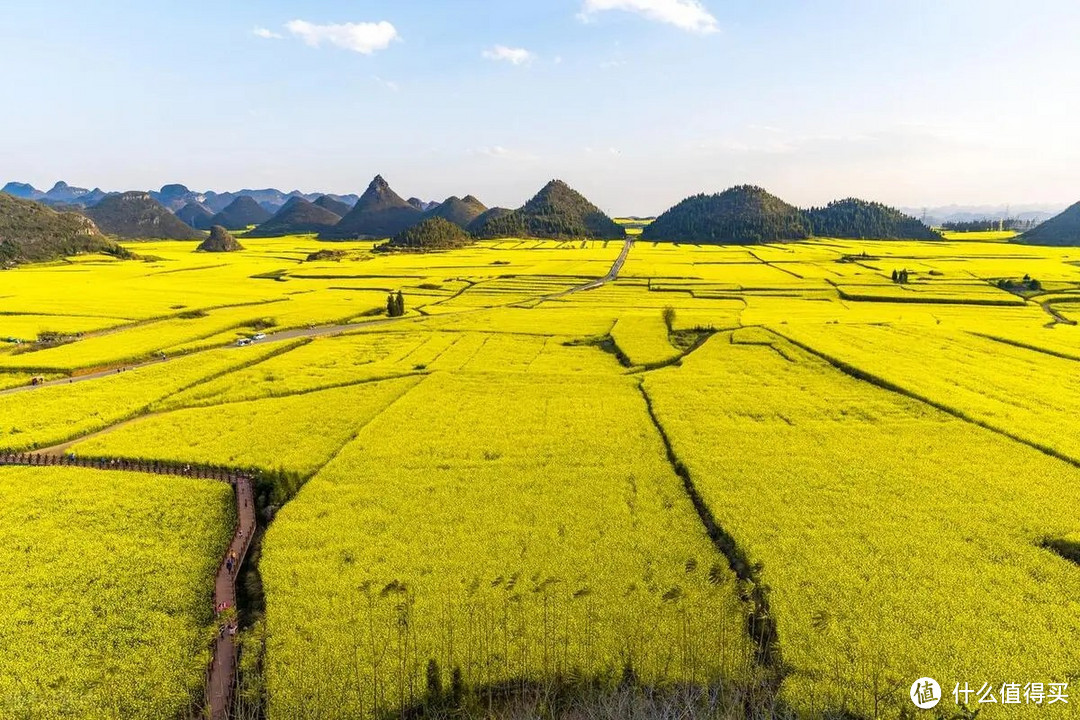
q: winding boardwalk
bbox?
[0,453,256,720]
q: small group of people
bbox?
[226,550,239,575]
[215,601,239,640]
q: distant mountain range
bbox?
[899,204,1066,226]
[0,181,379,215]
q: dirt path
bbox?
[1039,300,1078,326]
[0,453,255,720]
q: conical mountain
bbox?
[321,176,422,239]
[470,180,625,240]
[425,195,488,228]
[177,201,215,231]
[807,198,940,240]
[197,225,244,252]
[381,217,474,252]
[85,191,202,240]
[1014,202,1080,246]
[248,197,343,238]
[313,195,351,217]
[643,186,811,244]
[1,193,125,265]
[210,196,273,230]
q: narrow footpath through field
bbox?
[0,453,256,720]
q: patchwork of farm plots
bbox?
[2,235,1079,718]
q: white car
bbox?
[236,338,252,347]
[252,333,267,341]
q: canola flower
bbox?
[0,466,233,719]
[262,372,755,719]
[643,334,1080,718]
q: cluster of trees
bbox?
[381,217,474,252]
[942,218,1037,233]
[642,186,811,244]
[996,275,1042,292]
[808,199,940,240]
[386,291,406,317]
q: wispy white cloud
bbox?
[475,146,539,161]
[482,45,536,66]
[579,0,719,34]
[252,27,283,40]
[285,20,400,54]
[373,76,400,92]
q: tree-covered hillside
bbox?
[248,198,342,238]
[470,180,625,240]
[425,195,488,228]
[0,195,127,264]
[321,176,422,239]
[380,217,474,252]
[85,192,202,240]
[1014,202,1080,246]
[808,198,941,240]
[210,196,273,230]
[643,186,811,244]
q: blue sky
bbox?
[1,0,1078,215]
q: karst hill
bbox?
[469,180,625,240]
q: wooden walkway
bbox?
[0,452,256,720]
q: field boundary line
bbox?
[636,381,786,685]
[0,340,309,454]
[303,374,429,482]
[968,331,1080,362]
[769,328,1080,471]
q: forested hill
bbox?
[85,192,202,240]
[470,180,626,240]
[247,198,342,238]
[425,195,488,229]
[807,198,941,240]
[209,196,272,230]
[321,175,422,239]
[380,217,474,252]
[643,186,811,244]
[0,194,127,264]
[1014,202,1080,246]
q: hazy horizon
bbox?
[2,0,1078,216]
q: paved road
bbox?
[548,239,633,298]
[0,316,406,397]
[0,241,635,396]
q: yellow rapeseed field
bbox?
[0,465,233,719]
[261,372,756,718]
[4,234,1080,719]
